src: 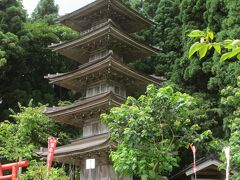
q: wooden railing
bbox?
[0,161,28,180]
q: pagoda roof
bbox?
[37,133,112,165]
[49,22,159,64]
[58,0,155,33]
[45,54,161,92]
[44,92,125,126]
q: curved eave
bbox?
[112,0,156,27]
[45,55,161,91]
[58,0,155,33]
[111,59,161,85]
[49,23,159,63]
[44,92,125,126]
[37,133,111,159]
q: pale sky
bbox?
[22,0,95,16]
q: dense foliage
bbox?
[0,101,79,161]
[20,160,68,180]
[188,29,240,179]
[118,0,240,178]
[102,85,212,178]
[128,0,240,146]
[32,0,59,24]
[0,0,78,120]
[221,77,240,178]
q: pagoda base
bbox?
[80,165,132,180]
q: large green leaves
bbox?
[199,43,210,59]
[213,43,221,54]
[188,29,240,62]
[102,85,211,178]
[188,30,205,38]
[188,42,211,59]
[189,42,205,58]
[220,48,240,62]
[188,29,216,59]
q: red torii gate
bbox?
[0,161,28,180]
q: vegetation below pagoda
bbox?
[19,160,68,180]
[0,0,240,179]
[102,85,213,179]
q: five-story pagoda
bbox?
[39,0,160,179]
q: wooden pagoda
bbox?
[39,0,160,179]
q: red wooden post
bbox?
[12,165,18,180]
[0,161,28,180]
[0,165,3,176]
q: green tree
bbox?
[219,0,240,40]
[0,20,78,120]
[221,77,240,179]
[0,0,29,119]
[0,31,23,67]
[0,101,79,161]
[32,0,59,24]
[171,0,208,88]
[204,0,227,33]
[0,0,26,35]
[153,0,181,78]
[102,85,212,179]
[188,29,240,179]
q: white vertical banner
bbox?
[224,147,230,180]
[190,144,197,180]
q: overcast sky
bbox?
[22,0,95,16]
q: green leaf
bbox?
[228,47,240,59]
[232,40,240,47]
[199,44,209,59]
[208,31,214,40]
[237,54,240,60]
[225,44,235,49]
[223,39,233,45]
[220,52,231,62]
[188,30,205,38]
[213,43,221,54]
[189,42,206,58]
[208,44,213,50]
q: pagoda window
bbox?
[89,49,109,62]
[83,122,108,137]
[86,82,126,98]
[95,86,100,94]
[101,83,107,92]
[86,87,94,97]
[115,86,120,94]
[86,82,109,97]
[113,85,126,98]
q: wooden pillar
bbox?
[0,165,3,176]
[12,165,18,180]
